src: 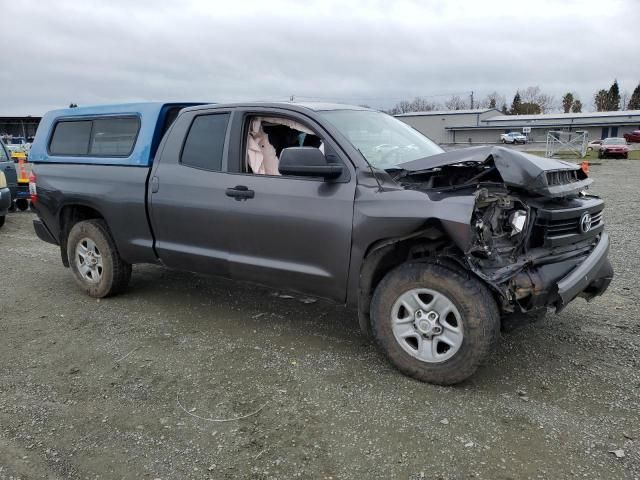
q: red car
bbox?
[623,130,640,143]
[598,137,629,159]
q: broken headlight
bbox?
[509,210,527,236]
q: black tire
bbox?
[0,215,5,228]
[16,199,29,211]
[370,263,500,385]
[67,219,132,298]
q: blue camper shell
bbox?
[29,102,204,167]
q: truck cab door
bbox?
[222,109,357,302]
[149,109,235,276]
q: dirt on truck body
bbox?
[28,102,613,385]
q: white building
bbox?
[396,109,640,145]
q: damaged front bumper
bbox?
[470,231,613,313]
[556,232,612,308]
[501,233,613,312]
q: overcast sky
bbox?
[1,0,638,115]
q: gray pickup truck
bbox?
[29,102,613,384]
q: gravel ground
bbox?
[0,159,638,480]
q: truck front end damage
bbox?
[394,146,614,314]
[467,188,612,312]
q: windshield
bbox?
[320,110,444,169]
[604,138,626,145]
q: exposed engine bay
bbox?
[389,147,609,312]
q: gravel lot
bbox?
[0,159,638,479]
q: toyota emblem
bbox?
[579,212,592,233]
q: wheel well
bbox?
[59,205,104,267]
[357,226,462,336]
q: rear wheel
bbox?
[370,263,500,385]
[67,219,132,298]
[0,215,5,228]
[15,199,29,211]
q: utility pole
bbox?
[470,91,474,109]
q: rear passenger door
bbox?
[149,108,235,276]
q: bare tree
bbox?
[521,86,542,104]
[444,95,469,111]
[520,86,555,113]
[409,97,438,112]
[480,91,505,110]
[386,96,439,115]
[621,91,630,110]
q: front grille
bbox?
[546,169,579,186]
[531,198,604,248]
[545,210,604,236]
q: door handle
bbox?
[151,176,159,193]
[225,185,255,200]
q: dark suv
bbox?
[0,140,18,222]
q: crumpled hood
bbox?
[398,146,592,198]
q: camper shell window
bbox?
[48,116,141,157]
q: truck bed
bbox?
[34,163,157,264]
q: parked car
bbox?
[623,130,640,143]
[0,140,17,209]
[500,132,527,144]
[0,171,10,228]
[29,102,613,385]
[2,137,28,155]
[587,139,603,151]
[598,137,630,159]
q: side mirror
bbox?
[279,147,343,179]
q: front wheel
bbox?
[0,215,5,228]
[370,263,500,385]
[67,219,132,298]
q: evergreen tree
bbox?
[520,102,541,114]
[510,92,522,115]
[500,103,508,115]
[562,93,574,113]
[571,100,582,113]
[607,80,620,111]
[628,83,640,110]
[594,89,608,111]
